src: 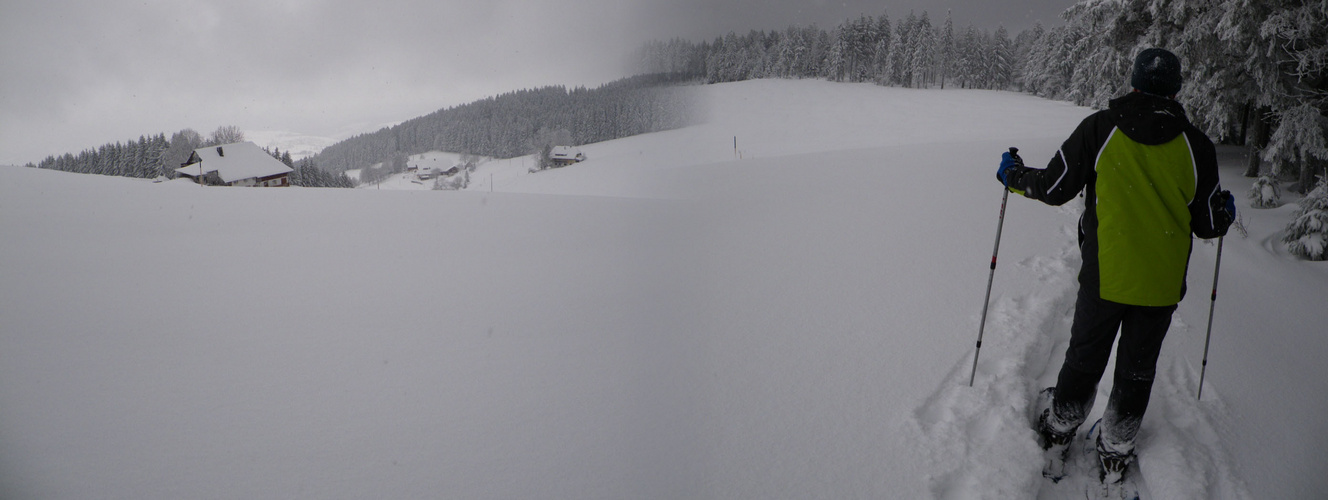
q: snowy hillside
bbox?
[2,79,1325,499]
[244,130,337,160]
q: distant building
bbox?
[550,146,586,167]
[175,141,293,187]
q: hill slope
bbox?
[2,79,1324,499]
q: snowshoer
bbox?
[995,48,1237,486]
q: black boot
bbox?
[1096,434,1135,485]
[1035,388,1076,481]
[1087,418,1136,485]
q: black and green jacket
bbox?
[1003,92,1231,307]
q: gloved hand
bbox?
[997,150,1023,186]
[1212,189,1236,232]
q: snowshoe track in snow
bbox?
[907,214,1251,499]
[907,236,1079,499]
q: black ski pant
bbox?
[1050,286,1177,451]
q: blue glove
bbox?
[1223,190,1236,219]
[997,151,1022,186]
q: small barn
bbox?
[550,146,586,167]
[175,141,294,187]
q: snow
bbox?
[2,79,1325,499]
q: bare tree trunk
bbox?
[1298,157,1327,194]
[1244,106,1271,178]
[1243,144,1262,178]
[1237,102,1250,146]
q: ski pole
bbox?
[969,147,1019,387]
[1197,236,1225,400]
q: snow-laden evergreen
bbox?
[1284,176,1328,260]
[2,80,1324,499]
[1249,174,1282,208]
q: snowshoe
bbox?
[1085,419,1142,500]
[1034,387,1074,482]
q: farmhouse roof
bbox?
[551,146,583,160]
[176,141,293,183]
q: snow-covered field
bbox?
[2,79,1325,499]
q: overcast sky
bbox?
[0,0,1077,165]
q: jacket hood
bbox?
[1107,92,1192,145]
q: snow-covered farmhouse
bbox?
[550,146,586,167]
[175,141,293,187]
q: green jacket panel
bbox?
[1095,129,1197,306]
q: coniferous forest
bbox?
[309,73,697,175]
[30,133,173,180]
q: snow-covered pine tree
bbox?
[129,137,146,178]
[1258,2,1328,194]
[1169,0,1253,144]
[136,137,150,178]
[1264,103,1328,194]
[910,13,935,88]
[1249,174,1282,208]
[773,27,798,78]
[956,24,988,89]
[809,28,831,78]
[113,141,132,177]
[1011,23,1039,92]
[940,10,954,89]
[850,15,879,82]
[989,26,1013,90]
[895,12,918,87]
[1284,175,1328,260]
[1059,0,1136,108]
[881,23,904,86]
[873,13,892,83]
[147,133,168,178]
[826,27,848,82]
[534,143,553,172]
[1028,24,1078,101]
